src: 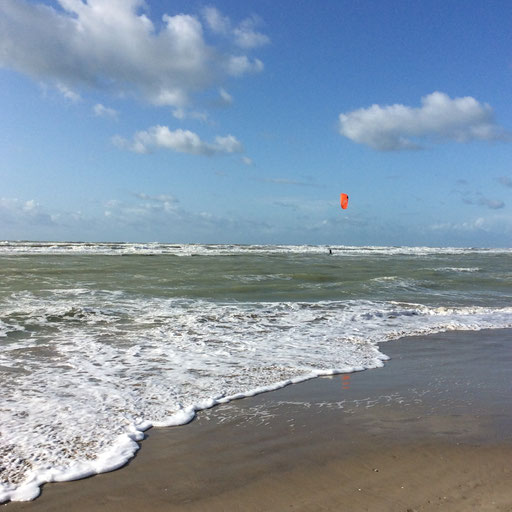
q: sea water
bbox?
[1,242,511,502]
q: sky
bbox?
[1,0,511,246]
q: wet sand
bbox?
[4,329,512,511]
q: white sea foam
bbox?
[1,241,511,256]
[1,244,511,502]
[433,267,481,273]
[1,288,512,503]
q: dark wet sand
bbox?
[4,329,512,511]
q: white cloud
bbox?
[202,7,270,48]
[135,192,179,206]
[98,193,273,243]
[233,15,270,48]
[213,134,243,153]
[430,215,512,235]
[171,107,209,122]
[93,103,118,119]
[0,197,56,226]
[56,83,81,102]
[202,6,231,35]
[219,88,233,105]
[338,92,509,151]
[113,125,244,155]
[22,199,37,212]
[0,0,267,108]
[130,193,178,214]
[226,56,264,76]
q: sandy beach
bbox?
[4,328,512,511]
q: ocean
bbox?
[1,241,511,503]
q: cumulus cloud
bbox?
[99,192,273,242]
[202,6,231,35]
[171,108,209,122]
[135,192,178,202]
[430,218,486,232]
[113,125,244,155]
[233,16,271,49]
[338,92,509,151]
[0,0,267,108]
[93,103,118,119]
[202,7,270,48]
[226,55,264,76]
[218,88,233,105]
[104,193,179,218]
[0,197,56,226]
[430,215,512,236]
[57,83,81,102]
[134,193,179,211]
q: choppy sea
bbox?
[1,241,511,502]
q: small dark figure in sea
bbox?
[328,248,333,255]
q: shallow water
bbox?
[1,242,511,502]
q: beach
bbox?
[2,0,512,506]
[5,328,512,511]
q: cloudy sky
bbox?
[1,0,511,246]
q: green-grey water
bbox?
[1,242,511,503]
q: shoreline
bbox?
[4,328,512,511]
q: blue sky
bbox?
[1,0,511,246]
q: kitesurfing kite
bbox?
[340,193,349,209]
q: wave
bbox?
[1,295,512,503]
[1,241,511,256]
